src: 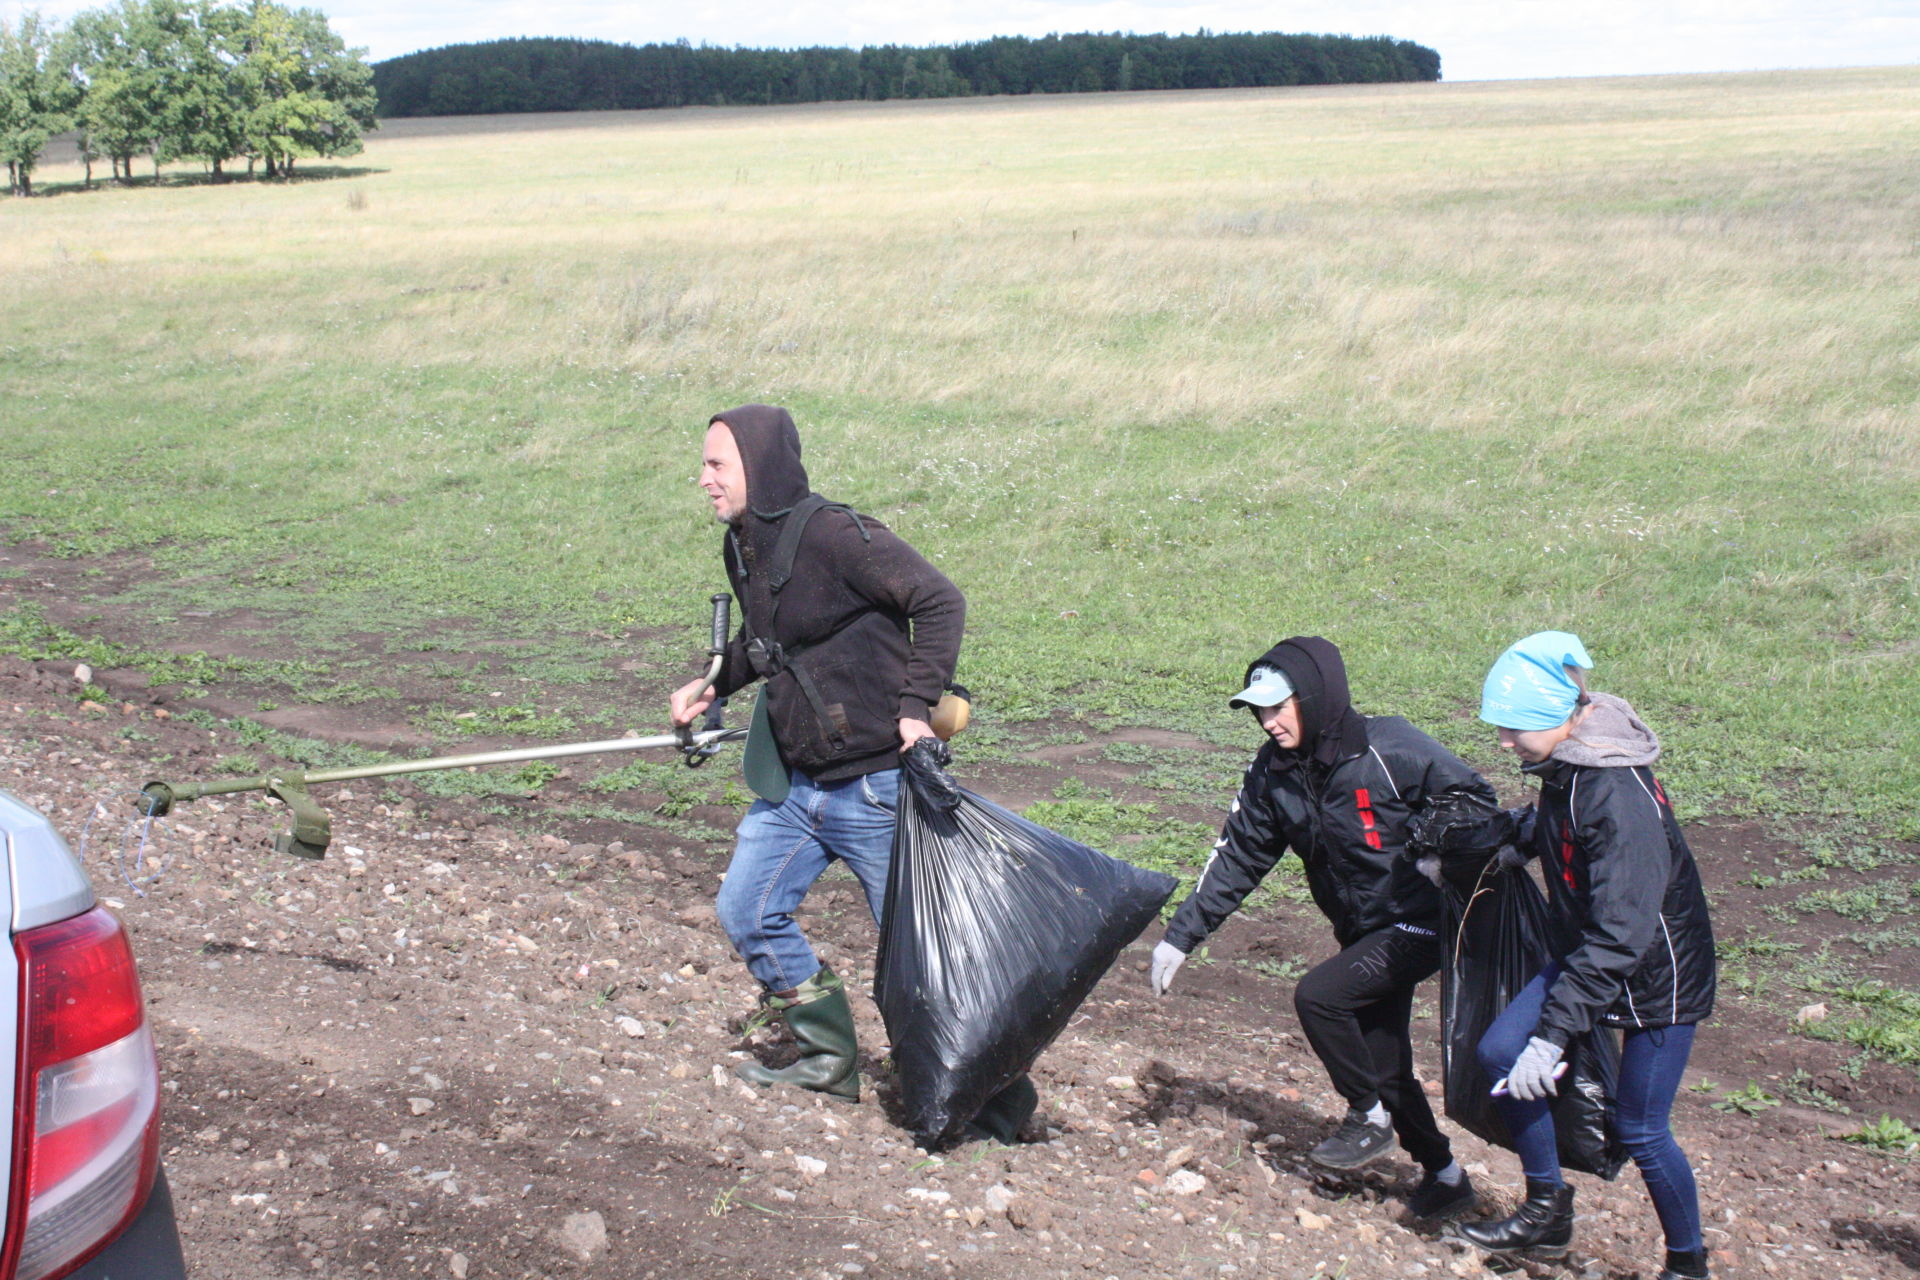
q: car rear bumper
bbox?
[68,1167,187,1280]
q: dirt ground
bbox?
[2,641,1917,1280]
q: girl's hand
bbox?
[1497,1037,1565,1100]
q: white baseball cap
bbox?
[1229,665,1295,709]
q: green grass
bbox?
[1023,777,1310,911]
[2,67,1917,846]
[1794,978,1920,1068]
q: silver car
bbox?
[0,789,187,1280]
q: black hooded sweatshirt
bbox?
[1164,637,1498,951]
[707,405,965,781]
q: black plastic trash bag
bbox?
[1438,859,1628,1180]
[875,740,1177,1149]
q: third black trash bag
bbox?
[875,741,1177,1149]
[1439,860,1628,1180]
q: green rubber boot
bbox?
[736,966,860,1102]
[963,1074,1038,1145]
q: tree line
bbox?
[0,0,374,196]
[373,30,1442,118]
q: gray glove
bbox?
[1415,854,1443,887]
[1495,845,1530,869]
[1150,940,1188,996]
[1501,1036,1565,1101]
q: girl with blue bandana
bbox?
[1451,633,1717,1280]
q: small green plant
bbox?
[708,1180,748,1216]
[1836,1114,1920,1154]
[512,761,561,790]
[1245,956,1308,982]
[1781,1069,1850,1114]
[1713,1082,1781,1116]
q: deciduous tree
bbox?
[0,11,81,195]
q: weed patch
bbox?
[1836,1114,1920,1155]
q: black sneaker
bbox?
[1409,1169,1476,1220]
[1308,1108,1395,1170]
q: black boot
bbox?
[963,1075,1038,1145]
[1658,1247,1710,1280]
[1449,1178,1575,1258]
[736,966,860,1101]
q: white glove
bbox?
[1496,845,1530,869]
[1416,854,1443,887]
[1150,940,1188,996]
[1501,1036,1566,1101]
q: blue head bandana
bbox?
[1479,631,1594,730]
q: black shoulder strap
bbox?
[761,494,868,630]
[766,494,833,597]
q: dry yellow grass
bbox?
[9,68,1917,467]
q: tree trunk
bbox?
[84,154,93,188]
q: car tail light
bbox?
[3,908,160,1280]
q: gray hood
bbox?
[1551,691,1661,768]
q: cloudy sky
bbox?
[8,0,1915,81]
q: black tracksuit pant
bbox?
[1293,923,1453,1171]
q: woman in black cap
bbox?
[1150,636,1506,1220]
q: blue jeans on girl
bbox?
[1478,962,1703,1253]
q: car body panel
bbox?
[0,790,95,933]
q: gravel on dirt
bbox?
[0,652,1915,1280]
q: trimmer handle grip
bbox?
[708,593,732,656]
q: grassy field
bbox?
[2,69,1917,837]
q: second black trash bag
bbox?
[876,741,1177,1149]
[1439,860,1628,1180]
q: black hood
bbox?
[1248,635,1370,769]
[711,404,812,519]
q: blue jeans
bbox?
[1478,962,1703,1253]
[714,767,899,994]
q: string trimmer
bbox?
[124,596,744,863]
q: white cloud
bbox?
[4,0,1914,81]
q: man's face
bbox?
[700,422,747,523]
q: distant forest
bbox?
[372,30,1442,118]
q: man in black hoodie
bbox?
[1150,637,1502,1219]
[668,406,978,1111]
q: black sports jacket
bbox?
[1165,715,1498,951]
[1524,757,1717,1045]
